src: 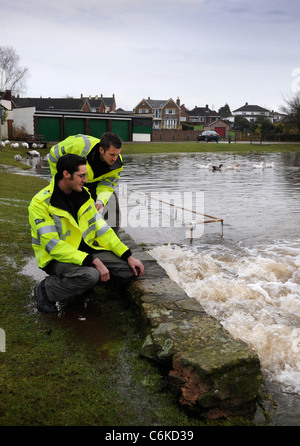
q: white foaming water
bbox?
[150,240,300,395]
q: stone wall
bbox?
[120,230,263,420]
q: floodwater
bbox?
[119,151,300,400]
[22,149,300,423]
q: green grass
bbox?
[122,141,300,154]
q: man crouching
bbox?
[28,153,144,314]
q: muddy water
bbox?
[23,150,300,424]
[120,151,300,424]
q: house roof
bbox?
[87,97,115,108]
[138,98,179,110]
[12,95,116,111]
[12,97,85,111]
[188,106,219,117]
[207,119,230,127]
[146,99,168,109]
[233,103,270,113]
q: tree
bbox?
[218,103,231,118]
[280,94,300,132]
[0,46,29,95]
[234,116,250,131]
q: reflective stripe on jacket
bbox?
[28,182,129,269]
[48,134,123,206]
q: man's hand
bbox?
[95,200,104,213]
[127,256,144,277]
[92,257,110,282]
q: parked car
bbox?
[197,131,220,142]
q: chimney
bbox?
[176,97,180,106]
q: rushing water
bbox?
[118,151,300,398]
[24,150,300,402]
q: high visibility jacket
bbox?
[48,134,123,206]
[28,180,129,270]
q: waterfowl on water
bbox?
[252,162,265,169]
[212,164,223,171]
[226,163,240,170]
[196,162,212,169]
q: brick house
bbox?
[134,97,180,130]
[204,119,231,138]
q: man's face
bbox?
[66,165,88,193]
[99,145,121,166]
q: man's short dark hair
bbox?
[56,154,86,179]
[100,132,122,151]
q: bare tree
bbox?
[0,45,29,95]
[280,94,300,132]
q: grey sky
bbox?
[1,0,300,112]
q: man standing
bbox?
[29,154,144,314]
[48,132,123,212]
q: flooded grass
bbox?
[0,160,211,426]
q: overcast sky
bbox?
[1,0,300,112]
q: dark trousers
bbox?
[45,251,135,302]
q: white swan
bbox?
[265,162,275,168]
[196,162,212,169]
[252,162,265,169]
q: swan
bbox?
[252,162,265,169]
[265,162,275,168]
[196,162,212,169]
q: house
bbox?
[0,90,13,139]
[187,105,219,125]
[85,94,116,113]
[179,104,190,122]
[204,119,231,139]
[231,102,284,124]
[134,97,180,130]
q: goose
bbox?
[212,164,223,171]
[251,162,265,169]
[22,142,29,149]
[14,154,22,161]
[265,162,275,168]
[27,150,40,157]
[226,163,240,170]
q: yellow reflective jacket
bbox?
[28,180,129,270]
[48,134,123,206]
